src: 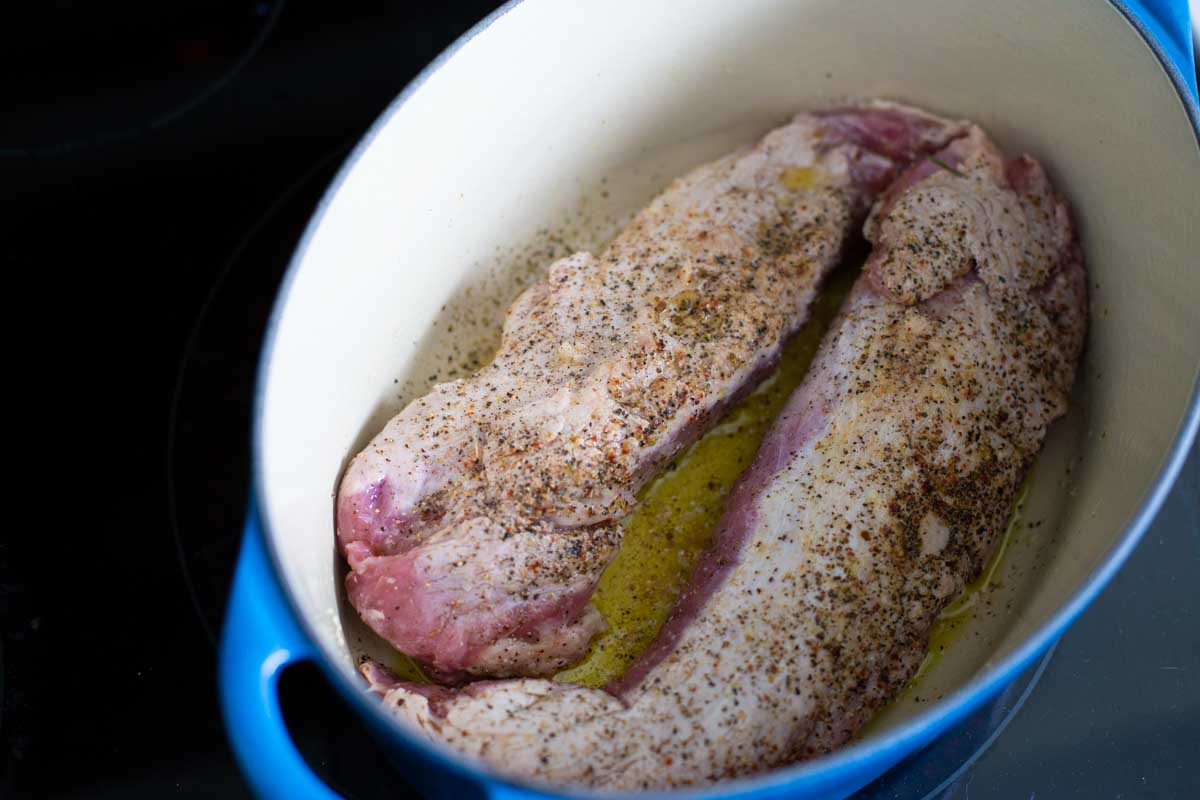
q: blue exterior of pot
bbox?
[220,2,1199,798]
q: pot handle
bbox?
[220,511,343,800]
[1124,0,1197,99]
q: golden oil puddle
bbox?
[780,165,820,191]
[557,266,856,686]
[388,648,429,682]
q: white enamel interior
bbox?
[256,0,1199,789]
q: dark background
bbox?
[1,3,1196,799]
[1,2,505,797]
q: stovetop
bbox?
[2,3,1196,797]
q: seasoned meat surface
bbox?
[361,121,1087,789]
[338,102,966,681]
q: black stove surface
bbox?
[2,3,1196,798]
[3,3,503,797]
